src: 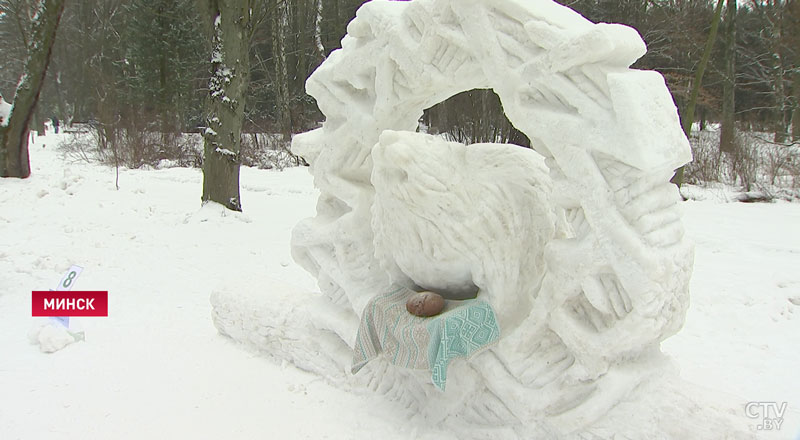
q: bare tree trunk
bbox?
[313,0,326,61]
[790,0,799,142]
[671,0,725,187]
[793,71,800,142]
[776,76,791,143]
[720,0,737,155]
[320,0,340,56]
[273,0,292,143]
[0,0,65,178]
[201,0,253,212]
[774,2,789,144]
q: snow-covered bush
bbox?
[59,123,202,169]
[683,131,723,184]
[239,133,305,170]
[58,124,307,171]
[684,127,800,201]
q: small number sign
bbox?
[56,265,84,291]
[62,271,77,289]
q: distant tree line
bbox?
[0,0,797,161]
[0,0,365,165]
[565,0,798,144]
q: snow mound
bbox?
[28,319,80,353]
[183,200,253,224]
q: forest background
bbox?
[0,0,797,192]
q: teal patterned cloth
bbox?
[351,286,500,391]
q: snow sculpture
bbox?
[286,0,694,434]
[370,131,559,331]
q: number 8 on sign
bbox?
[62,271,77,289]
[57,265,83,291]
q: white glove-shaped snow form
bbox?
[290,0,693,434]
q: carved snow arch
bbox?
[291,0,694,431]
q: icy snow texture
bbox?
[284,0,696,434]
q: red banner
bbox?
[32,291,108,317]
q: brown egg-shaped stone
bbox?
[406,291,445,317]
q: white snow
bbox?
[0,131,798,438]
[28,320,77,353]
[214,146,236,157]
[210,49,223,64]
[663,199,800,409]
[0,95,11,127]
[2,131,441,439]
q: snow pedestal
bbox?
[213,0,753,437]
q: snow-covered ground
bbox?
[1,131,799,439]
